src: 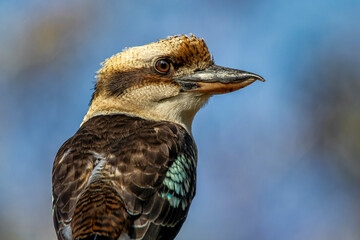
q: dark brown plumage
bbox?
[53,114,196,239]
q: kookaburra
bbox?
[52,34,264,240]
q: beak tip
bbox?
[240,71,265,83]
[251,75,265,82]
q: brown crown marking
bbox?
[163,34,213,70]
[91,34,213,102]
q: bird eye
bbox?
[154,59,170,74]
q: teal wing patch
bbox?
[162,154,196,210]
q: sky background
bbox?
[1,0,360,239]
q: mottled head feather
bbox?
[98,34,212,77]
[91,35,212,100]
[84,35,213,132]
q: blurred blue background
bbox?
[1,0,360,239]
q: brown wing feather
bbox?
[52,114,197,240]
[52,147,95,239]
[71,180,131,239]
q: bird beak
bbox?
[175,65,265,94]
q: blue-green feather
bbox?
[161,154,196,210]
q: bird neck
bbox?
[82,92,211,134]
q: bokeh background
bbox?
[1,0,360,239]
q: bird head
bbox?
[83,34,264,132]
